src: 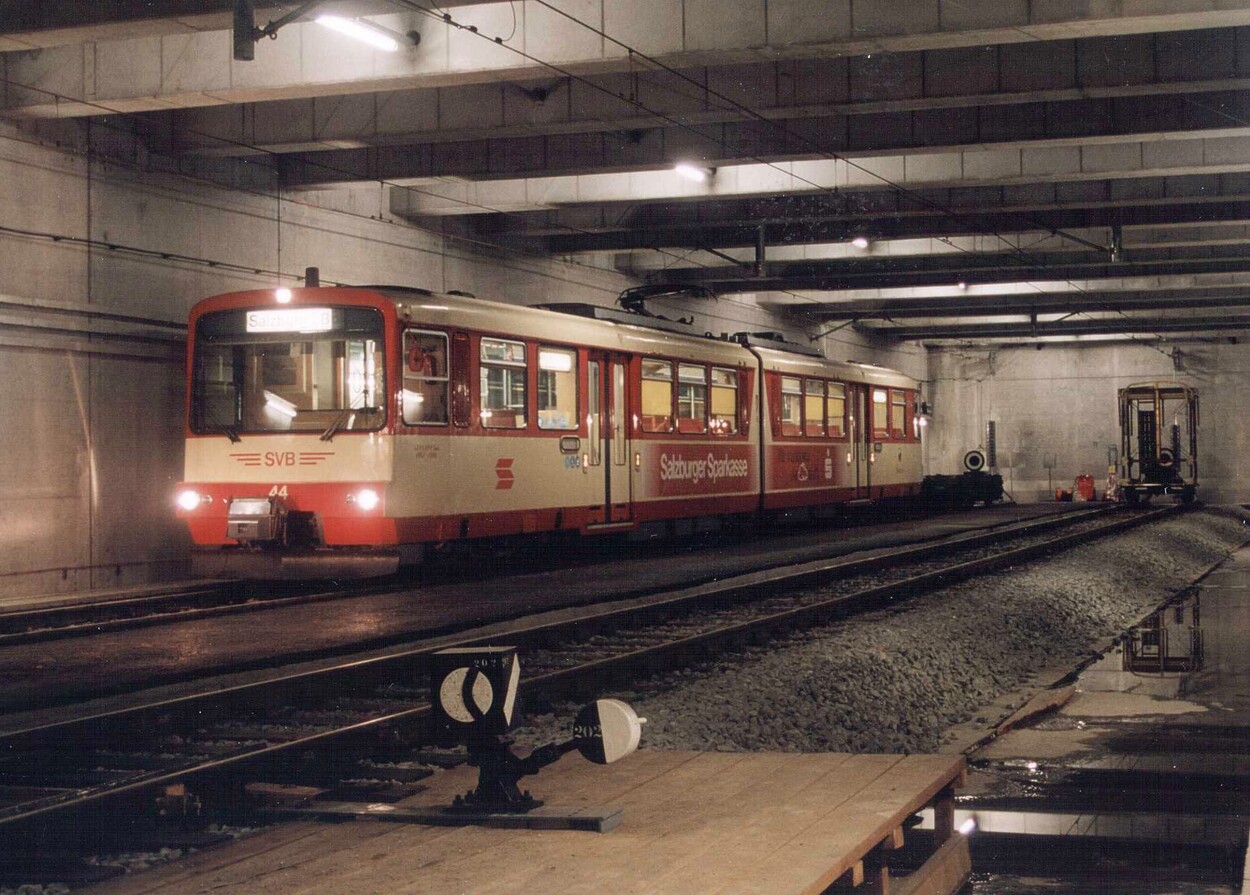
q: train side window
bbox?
[677,363,708,434]
[780,377,803,436]
[641,358,674,433]
[537,346,578,430]
[890,390,906,438]
[710,367,738,435]
[402,330,449,425]
[827,382,846,438]
[872,388,889,440]
[804,380,826,437]
[480,338,528,429]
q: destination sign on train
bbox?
[246,308,334,333]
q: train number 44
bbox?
[268,485,289,498]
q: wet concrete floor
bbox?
[957,541,1250,893]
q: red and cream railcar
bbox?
[174,286,922,578]
[757,345,923,512]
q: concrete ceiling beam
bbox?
[482,175,1250,243]
[609,221,1250,272]
[8,1,1250,115]
[548,200,1250,253]
[380,133,1250,219]
[612,230,1105,271]
[171,27,1250,158]
[859,314,1250,340]
[269,88,1250,186]
[653,251,1250,293]
[0,1,477,52]
[0,2,292,52]
[799,288,1250,320]
[755,271,1250,305]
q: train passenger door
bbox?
[587,353,632,525]
[849,384,872,498]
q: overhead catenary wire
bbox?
[0,81,818,342]
[0,5,855,337]
[0,11,1110,336]
[519,0,1109,253]
[0,105,815,345]
[0,9,1187,351]
[386,0,1077,284]
[408,0,1177,352]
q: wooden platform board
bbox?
[88,751,968,895]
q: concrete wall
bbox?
[10,110,1238,605]
[11,105,1239,606]
[925,342,1250,504]
[0,119,821,598]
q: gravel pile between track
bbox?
[516,508,1248,756]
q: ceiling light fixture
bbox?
[675,163,715,183]
[851,236,870,249]
[234,2,420,61]
[316,14,402,52]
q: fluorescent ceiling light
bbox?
[675,163,714,183]
[316,15,401,52]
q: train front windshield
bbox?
[191,306,385,435]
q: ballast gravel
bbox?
[515,508,1248,756]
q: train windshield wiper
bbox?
[207,421,241,443]
[322,407,357,442]
[321,387,376,441]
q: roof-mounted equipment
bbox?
[729,331,824,358]
[616,284,716,318]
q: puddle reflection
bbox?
[1123,591,1203,674]
[1078,591,1204,697]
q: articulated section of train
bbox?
[174,286,957,578]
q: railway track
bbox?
[0,580,377,647]
[0,505,1071,648]
[0,504,1174,886]
[0,541,608,647]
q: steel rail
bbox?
[519,506,1177,693]
[0,508,1111,711]
[0,506,1101,648]
[0,580,401,647]
[0,505,1173,830]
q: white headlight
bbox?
[177,489,203,511]
[353,488,380,511]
